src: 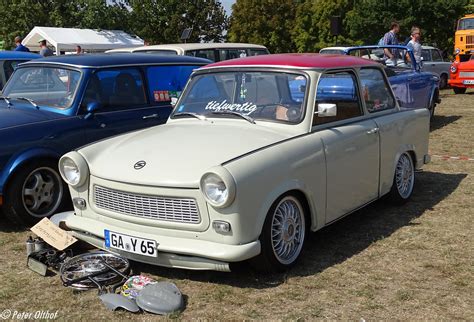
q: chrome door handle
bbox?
[143,113,159,120]
[366,128,379,134]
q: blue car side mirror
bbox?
[84,102,101,120]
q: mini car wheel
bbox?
[3,160,68,226]
[453,87,466,94]
[252,194,306,272]
[439,74,448,89]
[389,152,415,204]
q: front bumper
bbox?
[448,78,474,88]
[52,211,261,272]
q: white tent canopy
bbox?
[23,26,144,54]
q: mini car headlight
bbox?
[450,65,457,73]
[200,168,236,208]
[455,48,460,55]
[59,152,89,187]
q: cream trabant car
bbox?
[54,54,430,272]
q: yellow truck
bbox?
[454,14,474,61]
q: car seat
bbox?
[109,72,144,107]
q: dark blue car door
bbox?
[82,67,171,143]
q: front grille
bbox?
[460,71,474,78]
[94,185,200,224]
[467,35,474,48]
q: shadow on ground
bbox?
[131,171,467,289]
[430,115,462,132]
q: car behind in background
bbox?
[0,51,40,89]
[0,53,210,225]
[106,43,270,62]
[448,53,474,94]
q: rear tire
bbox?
[439,74,448,89]
[251,194,306,273]
[3,160,69,226]
[388,152,415,204]
[453,87,466,94]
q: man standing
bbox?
[14,36,30,52]
[39,39,54,57]
[406,27,422,65]
[383,21,400,64]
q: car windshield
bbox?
[172,71,307,124]
[2,66,81,109]
[458,18,474,30]
[347,48,413,69]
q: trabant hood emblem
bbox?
[134,160,146,170]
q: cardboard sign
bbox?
[31,218,77,250]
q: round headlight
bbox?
[450,65,457,73]
[59,152,89,187]
[61,157,80,185]
[200,168,236,208]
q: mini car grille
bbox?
[94,185,200,224]
[459,71,474,78]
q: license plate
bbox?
[462,80,474,85]
[104,230,157,257]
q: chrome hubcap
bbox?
[395,153,414,199]
[271,196,305,265]
[22,167,63,217]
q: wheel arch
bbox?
[255,181,318,238]
[1,148,61,194]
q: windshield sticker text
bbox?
[205,100,257,114]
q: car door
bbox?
[82,67,170,143]
[312,71,380,224]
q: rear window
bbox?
[146,65,199,105]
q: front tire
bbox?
[389,152,415,204]
[453,87,466,94]
[3,161,68,226]
[251,194,306,272]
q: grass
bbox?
[0,88,473,320]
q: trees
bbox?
[128,0,228,44]
[0,0,228,50]
[227,0,299,53]
[0,0,131,50]
[345,0,468,54]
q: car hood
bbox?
[80,120,293,188]
[0,105,63,129]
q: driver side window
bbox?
[314,71,362,126]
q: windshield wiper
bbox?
[211,110,256,124]
[0,96,12,107]
[173,112,207,121]
[13,97,39,109]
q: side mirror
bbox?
[316,103,337,117]
[84,101,101,120]
[170,97,178,107]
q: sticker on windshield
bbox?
[205,100,257,114]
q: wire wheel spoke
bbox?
[396,154,414,198]
[270,196,306,265]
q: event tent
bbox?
[23,26,144,54]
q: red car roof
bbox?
[204,53,379,69]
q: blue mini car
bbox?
[0,53,210,225]
[320,45,441,118]
[0,51,41,89]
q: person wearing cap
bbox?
[39,39,54,57]
[14,36,30,52]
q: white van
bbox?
[106,43,270,62]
